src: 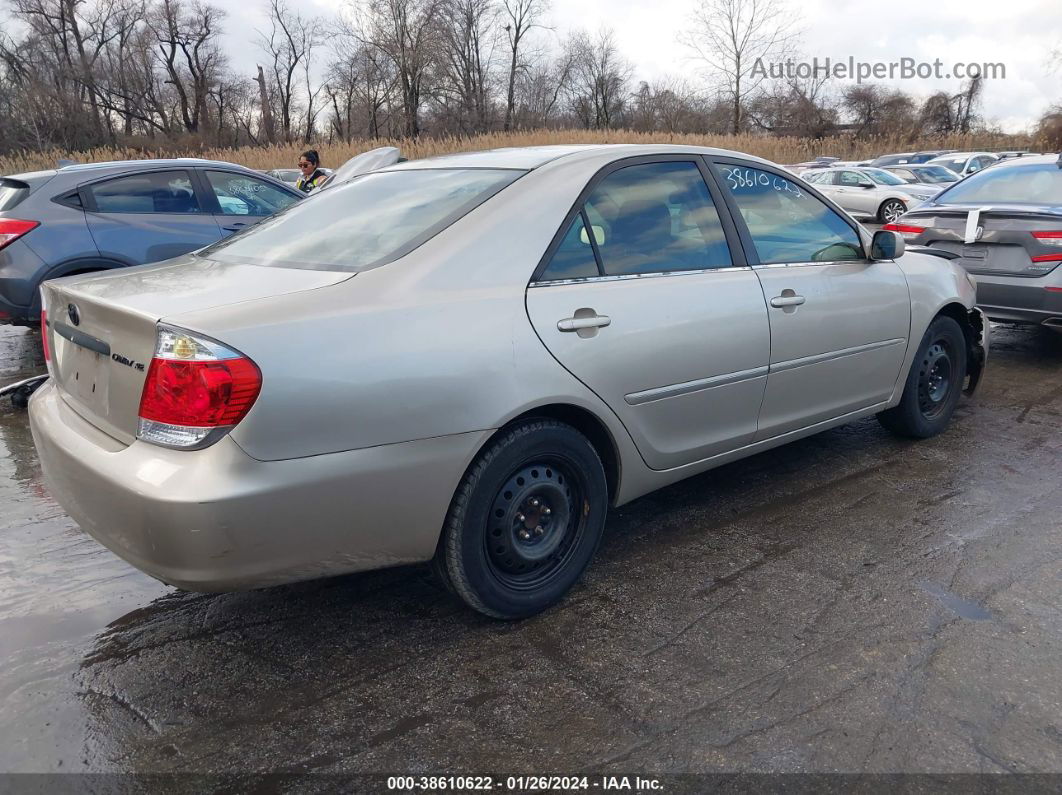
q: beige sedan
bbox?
[29,145,988,618]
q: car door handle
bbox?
[222,222,248,232]
[557,314,611,332]
[770,294,806,308]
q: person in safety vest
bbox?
[295,150,328,193]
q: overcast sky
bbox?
[225,0,1060,132]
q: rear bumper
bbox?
[29,382,489,591]
[973,270,1062,325]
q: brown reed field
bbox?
[0,129,1034,175]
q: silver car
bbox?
[801,167,939,223]
[29,145,988,619]
[924,152,999,178]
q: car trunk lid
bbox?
[904,205,1062,277]
[41,255,352,443]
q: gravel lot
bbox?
[1,319,1061,784]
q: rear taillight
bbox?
[1032,231,1062,247]
[40,309,50,363]
[0,219,39,252]
[882,223,925,240]
[137,326,261,449]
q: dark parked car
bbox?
[884,154,1062,328]
[0,159,303,325]
[869,151,954,168]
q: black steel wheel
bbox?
[879,315,967,438]
[436,419,607,619]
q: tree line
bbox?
[0,0,1058,157]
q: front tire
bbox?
[436,419,608,619]
[878,315,967,438]
[879,199,907,224]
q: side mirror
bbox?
[859,182,875,189]
[871,230,905,260]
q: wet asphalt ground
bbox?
[1,320,1061,785]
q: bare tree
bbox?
[150,0,227,134]
[359,0,446,137]
[500,0,544,131]
[437,0,497,132]
[681,0,799,134]
[565,27,632,130]
[257,0,316,141]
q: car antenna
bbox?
[57,158,79,168]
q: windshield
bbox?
[203,168,524,272]
[934,162,1062,205]
[910,166,959,183]
[862,168,906,186]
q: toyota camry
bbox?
[29,145,988,619]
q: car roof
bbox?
[382,144,777,172]
[972,153,1059,169]
[54,157,251,173]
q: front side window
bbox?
[862,168,906,186]
[838,170,872,187]
[913,166,958,184]
[89,170,200,214]
[202,168,522,272]
[206,171,300,216]
[714,164,864,264]
[580,161,732,276]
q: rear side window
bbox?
[88,170,201,214]
[558,161,732,278]
[540,214,600,281]
[714,164,863,264]
[203,168,522,272]
[935,162,1062,205]
[205,171,300,216]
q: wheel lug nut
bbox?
[518,529,530,540]
[534,525,544,536]
[542,507,551,516]
[516,513,525,523]
[530,498,540,507]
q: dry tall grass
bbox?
[1,129,1033,175]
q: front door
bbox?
[201,170,303,237]
[526,159,771,471]
[710,161,911,439]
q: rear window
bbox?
[934,162,1062,205]
[203,168,523,272]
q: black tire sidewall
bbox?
[448,422,607,619]
[896,316,967,436]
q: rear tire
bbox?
[436,419,608,619]
[878,315,967,439]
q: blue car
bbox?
[0,159,303,326]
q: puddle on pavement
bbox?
[0,327,172,772]
[919,581,993,621]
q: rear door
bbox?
[526,157,771,470]
[200,169,303,237]
[82,169,223,264]
[710,160,911,439]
